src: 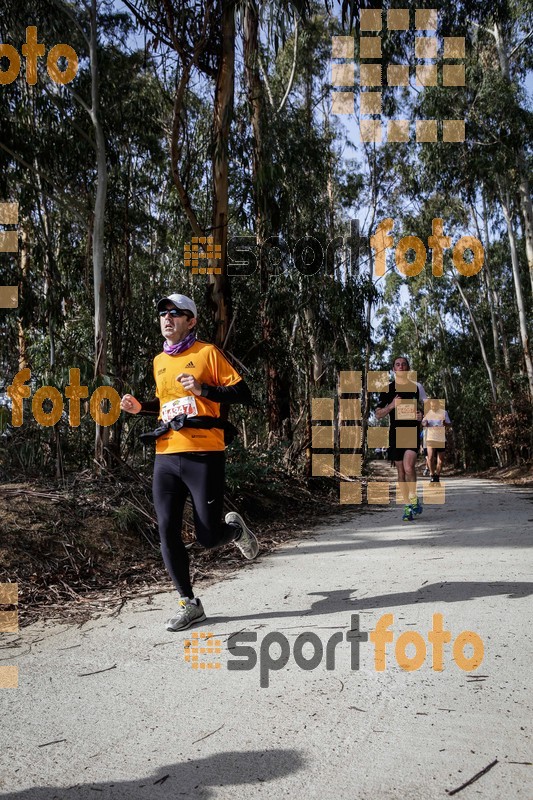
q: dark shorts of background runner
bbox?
[390,447,419,462]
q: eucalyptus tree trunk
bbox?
[482,265,499,367]
[244,0,292,439]
[453,278,498,403]
[482,191,511,373]
[301,36,324,392]
[361,159,379,463]
[516,150,533,299]
[17,223,29,371]
[209,0,234,347]
[471,202,499,369]
[499,182,533,402]
[244,1,266,243]
[89,0,109,465]
[34,165,57,369]
[493,22,533,297]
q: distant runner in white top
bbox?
[375,356,428,523]
[422,398,452,483]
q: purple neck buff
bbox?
[163,330,197,356]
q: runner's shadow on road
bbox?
[316,581,533,611]
[6,749,304,799]
[206,582,533,625]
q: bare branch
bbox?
[468,20,494,37]
[69,87,92,116]
[277,19,298,113]
[509,30,533,58]
[162,0,187,60]
[120,0,175,50]
[257,50,275,108]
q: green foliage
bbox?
[111,503,143,534]
[0,0,530,480]
[225,441,282,493]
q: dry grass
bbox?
[0,473,343,627]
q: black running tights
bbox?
[152,452,237,598]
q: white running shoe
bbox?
[166,598,206,631]
[225,511,259,560]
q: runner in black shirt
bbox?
[376,356,427,522]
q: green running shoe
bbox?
[410,497,423,516]
[402,505,414,522]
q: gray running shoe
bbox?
[166,598,206,632]
[225,511,259,560]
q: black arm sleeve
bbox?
[376,382,394,410]
[139,398,160,416]
[376,391,389,410]
[200,379,253,405]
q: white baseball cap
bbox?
[157,293,197,317]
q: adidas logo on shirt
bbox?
[185,361,195,368]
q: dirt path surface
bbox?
[1,476,532,799]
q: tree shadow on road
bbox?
[278,510,533,552]
[6,748,305,799]
[206,581,533,626]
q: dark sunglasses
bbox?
[159,309,189,318]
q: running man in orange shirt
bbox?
[121,293,258,631]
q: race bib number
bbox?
[396,400,417,421]
[161,395,198,423]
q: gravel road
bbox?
[1,476,532,799]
